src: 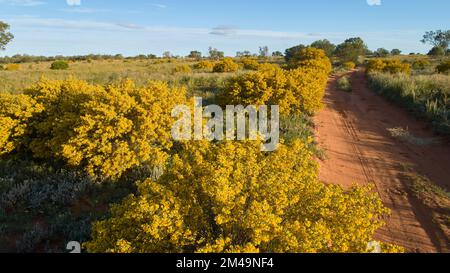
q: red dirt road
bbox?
[315,71,450,252]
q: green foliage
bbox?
[375,48,390,57]
[337,76,352,92]
[208,47,224,60]
[412,59,431,70]
[334,37,368,63]
[391,49,402,56]
[310,39,336,57]
[421,30,450,50]
[436,60,450,74]
[187,51,202,59]
[428,46,446,57]
[50,61,69,70]
[0,21,14,51]
[284,44,307,63]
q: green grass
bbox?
[0,59,240,96]
[368,72,450,135]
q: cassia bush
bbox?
[366,59,411,75]
[213,58,240,73]
[219,49,331,115]
[85,139,397,253]
[0,92,43,156]
[22,78,187,179]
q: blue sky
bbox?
[0,0,449,56]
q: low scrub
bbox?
[368,73,450,135]
[213,58,240,73]
[337,76,352,92]
[366,59,411,75]
[50,61,69,70]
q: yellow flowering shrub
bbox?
[213,58,240,73]
[367,59,411,75]
[0,92,43,156]
[173,64,192,74]
[240,57,261,70]
[24,78,187,179]
[5,64,20,71]
[218,50,331,115]
[288,47,332,73]
[342,61,356,70]
[436,60,450,74]
[193,60,215,70]
[412,59,431,70]
[85,139,396,253]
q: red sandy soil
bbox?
[315,70,450,253]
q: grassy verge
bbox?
[368,73,450,135]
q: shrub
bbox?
[436,60,450,74]
[5,64,20,71]
[428,46,446,57]
[412,59,431,70]
[337,76,352,92]
[193,60,214,70]
[50,61,69,70]
[173,64,192,74]
[219,51,331,115]
[213,58,240,73]
[23,78,187,179]
[342,61,356,70]
[0,93,43,156]
[85,140,395,253]
[288,48,332,73]
[366,59,411,75]
[240,57,261,70]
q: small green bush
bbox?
[412,59,431,70]
[436,60,450,74]
[50,61,69,70]
[337,76,352,92]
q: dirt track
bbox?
[315,70,450,252]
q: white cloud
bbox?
[0,0,45,6]
[367,0,381,6]
[66,0,81,6]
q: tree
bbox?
[310,39,336,57]
[208,47,224,60]
[334,37,368,63]
[188,51,202,60]
[284,44,307,63]
[0,21,14,51]
[390,49,401,56]
[427,46,445,57]
[259,46,269,58]
[375,48,390,57]
[163,51,172,58]
[421,30,450,50]
[236,51,252,57]
[272,51,283,57]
